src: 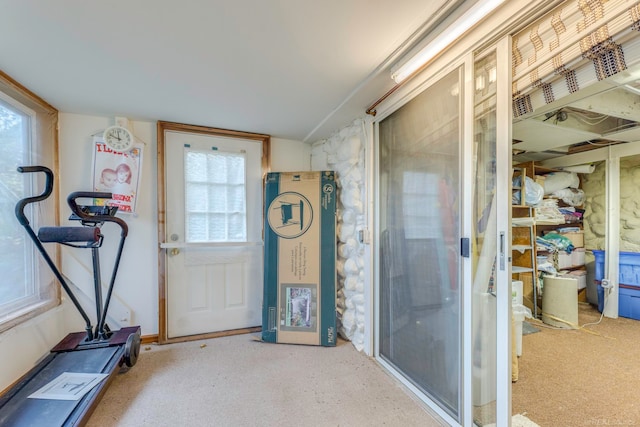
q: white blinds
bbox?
[512,0,640,117]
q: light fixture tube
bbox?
[391,0,505,83]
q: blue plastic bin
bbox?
[597,284,604,313]
[594,250,640,320]
[620,287,640,320]
[593,249,640,287]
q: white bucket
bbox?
[542,276,578,329]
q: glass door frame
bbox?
[371,35,512,426]
[372,58,467,426]
[493,35,513,427]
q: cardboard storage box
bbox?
[262,171,337,346]
[560,231,584,248]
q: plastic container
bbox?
[512,280,523,305]
[558,252,573,269]
[620,287,640,320]
[560,270,586,290]
[512,304,531,356]
[572,248,585,267]
[597,283,604,313]
[512,280,529,356]
[593,250,640,288]
[597,283,640,320]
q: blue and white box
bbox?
[262,171,337,346]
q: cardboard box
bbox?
[560,231,584,248]
[262,171,337,346]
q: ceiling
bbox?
[513,62,640,164]
[0,1,456,143]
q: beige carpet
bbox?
[86,334,446,427]
[513,303,640,427]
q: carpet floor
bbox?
[512,302,640,426]
[86,334,446,427]
[86,302,637,426]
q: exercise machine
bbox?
[0,166,141,426]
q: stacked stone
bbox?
[583,159,640,252]
[311,119,366,350]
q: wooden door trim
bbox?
[156,121,270,344]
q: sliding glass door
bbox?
[377,66,463,420]
[375,37,511,426]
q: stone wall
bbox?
[582,156,640,251]
[311,119,367,350]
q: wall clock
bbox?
[103,125,134,152]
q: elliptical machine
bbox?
[0,165,141,426]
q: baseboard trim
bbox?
[141,334,158,344]
[158,326,262,345]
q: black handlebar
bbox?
[15,166,54,226]
[67,192,128,237]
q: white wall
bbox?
[271,138,311,171]
[57,113,158,335]
[0,302,69,391]
[0,114,310,392]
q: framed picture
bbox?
[92,136,143,214]
[279,283,317,332]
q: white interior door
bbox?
[163,130,263,339]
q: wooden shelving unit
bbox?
[512,166,539,316]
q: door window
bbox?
[184,149,247,242]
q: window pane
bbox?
[0,101,34,310]
[208,185,226,212]
[227,156,245,183]
[186,183,208,211]
[227,185,245,213]
[185,150,247,242]
[185,152,208,182]
[228,213,246,241]
[186,213,207,242]
[207,213,226,241]
[207,154,228,183]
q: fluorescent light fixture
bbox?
[391,0,506,83]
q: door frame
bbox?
[156,121,270,344]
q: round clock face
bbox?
[103,125,133,152]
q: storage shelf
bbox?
[512,266,534,273]
[558,264,586,271]
[513,244,533,252]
